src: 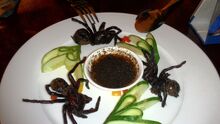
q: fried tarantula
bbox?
[23,58,101,124]
[142,48,186,107]
[71,17,121,45]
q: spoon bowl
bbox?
[135,0,179,32]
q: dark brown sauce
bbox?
[90,53,138,88]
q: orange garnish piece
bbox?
[112,91,122,96]
[51,95,57,101]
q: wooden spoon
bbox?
[135,0,179,32]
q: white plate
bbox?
[1,13,220,124]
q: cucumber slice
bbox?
[146,33,160,63]
[41,47,66,64]
[41,54,66,72]
[41,45,81,73]
[64,58,78,71]
[104,81,160,124]
[123,80,149,100]
[128,97,160,111]
[105,119,161,124]
[116,42,144,56]
[136,40,151,52]
[113,95,136,113]
[105,108,143,123]
[128,35,145,46]
[108,115,142,122]
[115,108,143,116]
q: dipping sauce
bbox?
[90,53,138,88]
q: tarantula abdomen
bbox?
[50,78,69,94]
[165,79,180,97]
[72,29,91,45]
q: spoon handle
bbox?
[161,0,178,12]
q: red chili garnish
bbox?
[51,95,57,101]
[121,36,130,42]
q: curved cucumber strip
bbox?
[146,33,160,63]
[41,45,81,73]
[104,80,160,124]
[117,42,144,56]
[123,80,149,100]
[112,95,136,114]
[115,108,143,116]
[108,115,142,122]
[128,35,145,46]
[127,97,160,111]
[41,47,65,64]
[105,119,161,124]
[41,54,66,72]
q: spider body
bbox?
[23,58,101,124]
[71,18,121,45]
[142,49,185,107]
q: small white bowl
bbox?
[84,47,143,91]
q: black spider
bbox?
[71,17,121,45]
[22,58,101,124]
[142,48,186,107]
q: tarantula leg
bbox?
[113,35,122,46]
[83,96,101,114]
[22,98,66,104]
[159,61,186,77]
[63,104,69,124]
[98,22,106,31]
[45,84,65,97]
[77,78,90,89]
[105,26,122,34]
[68,57,86,89]
[71,17,93,34]
[161,91,168,107]
[105,26,122,45]
[161,82,168,107]
[67,111,78,124]
[74,110,88,118]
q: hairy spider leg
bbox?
[22,85,66,104]
[71,17,94,34]
[77,78,90,89]
[63,104,76,124]
[46,84,65,97]
[68,57,87,90]
[63,103,87,124]
[105,26,122,45]
[159,60,186,78]
[22,98,66,104]
[161,88,168,107]
[67,110,78,124]
[98,22,106,31]
[82,96,101,114]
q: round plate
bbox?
[1,13,220,124]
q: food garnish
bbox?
[104,80,161,124]
[121,36,131,42]
[71,17,122,45]
[41,45,81,72]
[112,91,123,96]
[23,58,101,124]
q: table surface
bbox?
[0,0,220,81]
